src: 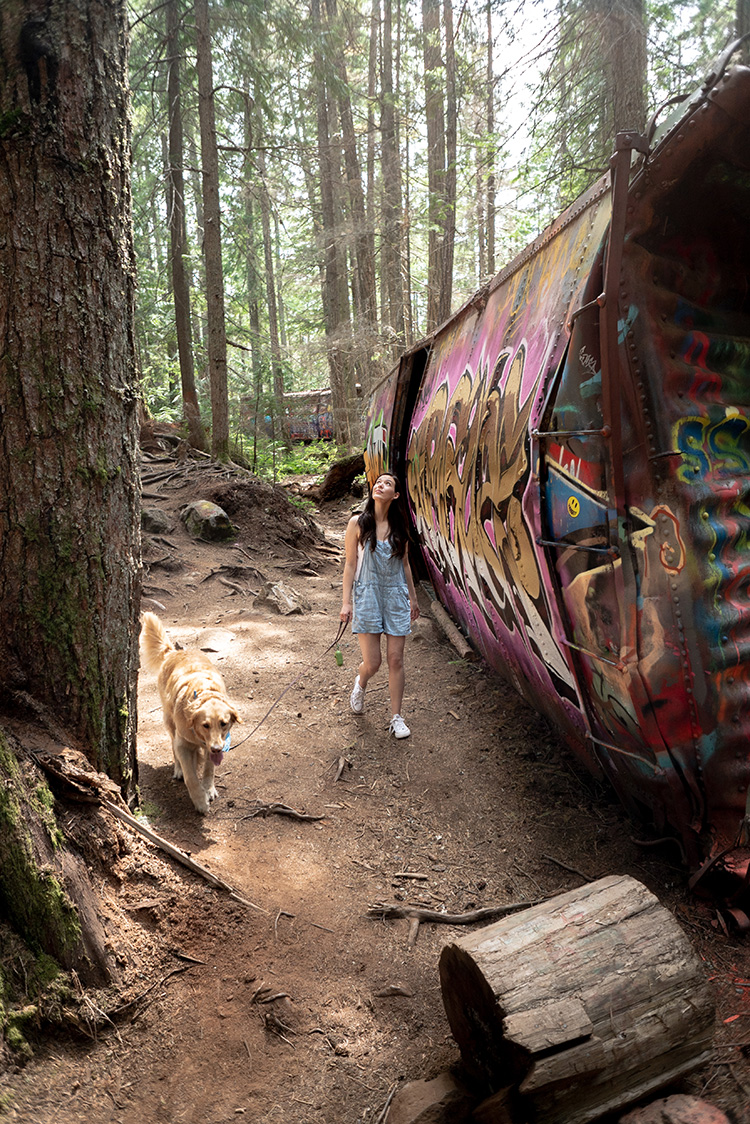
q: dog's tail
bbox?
[139,611,175,672]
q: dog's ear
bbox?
[229,706,241,726]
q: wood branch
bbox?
[367,900,541,925]
[218,576,251,596]
[101,798,268,913]
[241,800,325,822]
[542,853,592,881]
[367,899,541,946]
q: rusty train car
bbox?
[364,45,750,921]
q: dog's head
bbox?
[191,695,241,765]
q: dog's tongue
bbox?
[210,748,224,767]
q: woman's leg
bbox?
[385,634,406,715]
[357,632,382,687]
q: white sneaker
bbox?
[350,675,365,714]
[389,714,410,739]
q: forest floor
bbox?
[2,450,750,1124]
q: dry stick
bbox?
[542,853,592,881]
[101,798,268,913]
[333,756,350,782]
[242,801,324,822]
[109,965,192,1017]
[367,898,543,947]
[375,1083,399,1124]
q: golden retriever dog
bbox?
[140,612,241,814]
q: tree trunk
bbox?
[257,134,287,428]
[0,0,140,791]
[486,0,495,278]
[439,875,715,1124]
[312,0,354,446]
[422,0,447,332]
[166,0,207,452]
[606,0,647,135]
[739,0,750,58]
[366,0,379,322]
[194,0,230,461]
[242,89,264,417]
[327,0,379,394]
[381,0,406,359]
[440,0,456,324]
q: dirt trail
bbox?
[2,461,750,1124]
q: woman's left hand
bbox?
[410,600,420,621]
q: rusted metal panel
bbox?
[365,54,750,917]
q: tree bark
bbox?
[0,0,140,790]
[194,0,230,461]
[166,0,207,452]
[605,0,647,135]
[439,875,715,1124]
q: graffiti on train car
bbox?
[285,388,334,442]
[365,48,750,919]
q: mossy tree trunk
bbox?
[0,0,140,795]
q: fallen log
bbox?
[428,600,474,661]
[438,874,714,1124]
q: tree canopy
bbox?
[128,0,739,450]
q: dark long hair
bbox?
[358,472,409,558]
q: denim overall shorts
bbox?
[351,538,411,636]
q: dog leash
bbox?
[226,619,349,752]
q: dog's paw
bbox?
[206,785,219,802]
[173,765,184,781]
[193,797,210,815]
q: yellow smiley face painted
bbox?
[567,496,580,518]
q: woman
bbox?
[340,472,420,738]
